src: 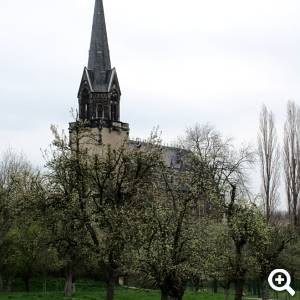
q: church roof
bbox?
[78,67,121,96]
[87,0,116,93]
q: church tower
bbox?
[74,0,129,149]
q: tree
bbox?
[178,124,255,300]
[10,165,50,292]
[182,124,254,207]
[258,105,280,223]
[225,185,261,300]
[256,104,294,300]
[284,101,300,227]
[135,163,205,300]
[280,236,300,284]
[250,223,294,300]
[133,124,253,300]
[49,121,164,300]
[0,150,28,247]
[203,219,255,300]
[0,150,35,291]
[86,136,163,300]
[5,222,52,292]
[44,125,94,297]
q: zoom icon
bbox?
[268,269,295,296]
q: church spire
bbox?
[77,0,123,123]
[88,0,112,89]
[74,0,129,146]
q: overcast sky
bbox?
[1,0,300,208]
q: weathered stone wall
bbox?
[70,125,129,157]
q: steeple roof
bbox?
[87,0,114,92]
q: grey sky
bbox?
[1,0,300,208]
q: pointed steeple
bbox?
[88,0,112,90]
[73,0,129,145]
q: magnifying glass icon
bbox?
[268,269,295,296]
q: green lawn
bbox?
[0,284,297,300]
[0,289,233,300]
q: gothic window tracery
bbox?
[104,106,109,120]
[111,90,119,121]
[96,104,104,119]
[80,89,90,120]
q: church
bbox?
[70,0,183,169]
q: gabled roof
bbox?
[78,67,121,97]
[77,68,93,97]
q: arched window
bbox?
[96,104,103,119]
[104,106,109,119]
[111,103,117,121]
[111,90,119,121]
[80,89,90,120]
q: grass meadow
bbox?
[0,279,297,300]
[0,289,233,300]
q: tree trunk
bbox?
[253,280,259,297]
[234,278,245,300]
[223,281,231,300]
[64,266,73,298]
[193,277,200,292]
[161,291,169,300]
[0,274,3,292]
[233,240,246,300]
[170,296,184,300]
[6,278,12,292]
[24,276,31,292]
[106,275,115,300]
[261,279,269,300]
[213,279,218,293]
[160,286,183,300]
[169,286,185,300]
[224,288,230,300]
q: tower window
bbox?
[85,104,88,115]
[104,106,109,119]
[80,89,90,120]
[96,104,104,119]
[111,90,119,121]
[111,103,117,121]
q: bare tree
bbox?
[258,105,280,223]
[181,124,254,204]
[284,101,300,227]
